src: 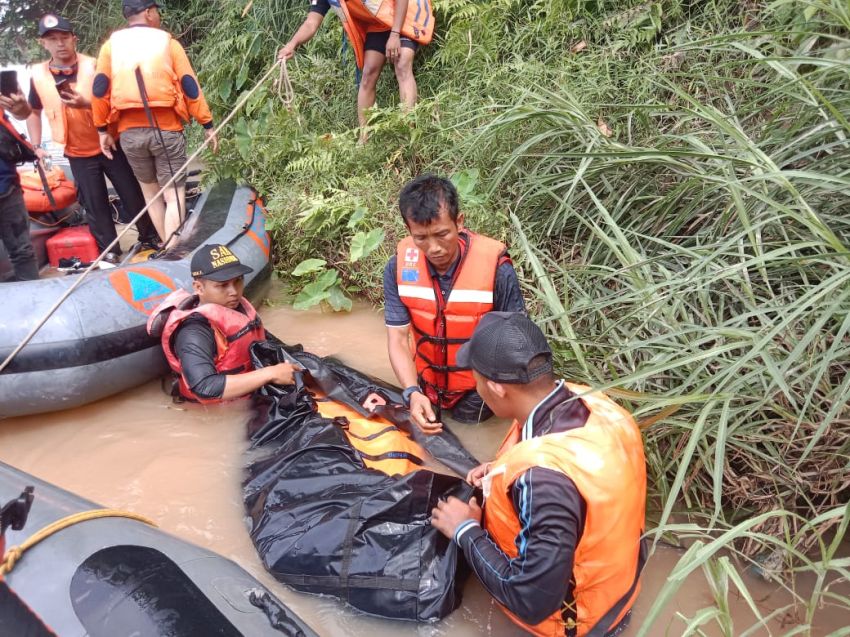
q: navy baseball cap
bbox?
[38,14,74,36]
[456,312,553,383]
[190,244,253,282]
[122,0,160,17]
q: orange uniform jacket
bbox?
[92,26,213,134]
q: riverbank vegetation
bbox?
[32,0,850,633]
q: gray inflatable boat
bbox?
[0,181,272,418]
[0,461,317,636]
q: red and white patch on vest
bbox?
[404,247,420,266]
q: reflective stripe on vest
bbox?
[483,384,647,637]
[108,27,189,122]
[330,0,434,70]
[395,232,505,407]
[31,56,96,146]
[151,289,265,404]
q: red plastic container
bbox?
[46,226,100,267]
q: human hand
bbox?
[265,362,303,386]
[431,496,482,539]
[465,463,491,488]
[0,90,31,119]
[385,33,401,64]
[277,43,295,61]
[35,148,49,162]
[98,131,116,160]
[204,128,219,154]
[58,87,88,109]
[409,390,442,434]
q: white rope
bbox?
[0,60,285,375]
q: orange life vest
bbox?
[148,289,265,404]
[483,383,647,637]
[331,0,435,69]
[30,55,99,149]
[315,398,425,476]
[107,27,189,124]
[17,165,77,213]
[395,232,505,408]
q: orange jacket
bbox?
[92,27,212,134]
[395,232,505,408]
[332,0,434,69]
[483,384,647,637]
[31,55,102,157]
[148,289,265,404]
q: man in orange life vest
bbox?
[92,0,218,248]
[19,14,160,262]
[431,312,647,637]
[384,174,525,432]
[147,244,300,403]
[0,100,40,281]
[278,0,433,131]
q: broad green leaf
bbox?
[327,285,353,312]
[218,80,232,102]
[347,205,367,229]
[292,259,327,277]
[292,287,331,311]
[313,268,339,291]
[451,169,479,198]
[350,228,385,263]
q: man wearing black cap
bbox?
[431,312,647,637]
[147,244,299,403]
[15,14,159,261]
[93,1,217,248]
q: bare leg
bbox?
[358,49,387,133]
[139,181,166,242]
[162,184,187,248]
[394,47,417,110]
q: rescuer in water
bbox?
[432,312,648,637]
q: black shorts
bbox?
[364,30,419,55]
[450,390,495,424]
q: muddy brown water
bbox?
[1,294,847,636]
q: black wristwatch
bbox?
[402,386,420,407]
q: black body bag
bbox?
[243,340,480,622]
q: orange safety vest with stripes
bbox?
[107,27,189,123]
[483,384,647,637]
[315,397,425,476]
[30,55,97,147]
[331,0,435,69]
[395,232,506,408]
[147,289,265,404]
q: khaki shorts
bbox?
[120,127,188,187]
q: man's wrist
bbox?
[453,519,480,545]
[402,385,420,407]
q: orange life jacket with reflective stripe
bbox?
[483,384,647,637]
[107,27,189,123]
[31,55,97,146]
[148,289,265,404]
[331,0,435,69]
[315,398,425,476]
[395,233,505,408]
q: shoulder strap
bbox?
[584,537,647,637]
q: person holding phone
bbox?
[19,14,160,262]
[0,81,40,281]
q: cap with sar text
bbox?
[456,312,553,384]
[38,15,74,37]
[190,244,253,282]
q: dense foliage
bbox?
[42,0,850,633]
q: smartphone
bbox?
[0,70,18,97]
[55,77,72,95]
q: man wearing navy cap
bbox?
[148,244,299,403]
[431,312,647,637]
[15,13,159,262]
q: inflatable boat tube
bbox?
[244,340,481,622]
[0,462,317,636]
[0,181,272,418]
